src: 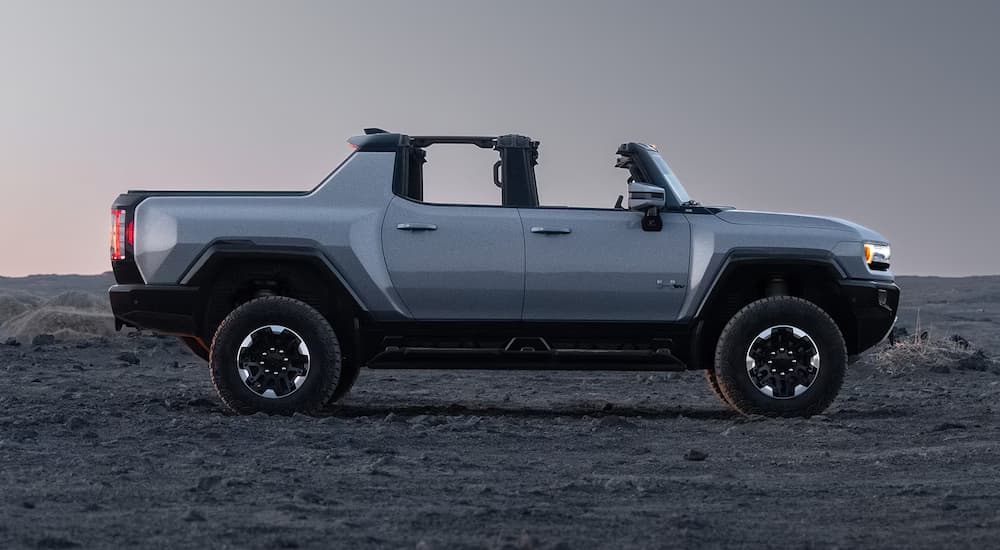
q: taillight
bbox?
[111,209,127,260]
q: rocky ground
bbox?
[1,274,1000,549]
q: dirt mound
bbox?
[0,306,115,341]
[0,293,42,323]
[44,290,108,311]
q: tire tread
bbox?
[209,296,341,415]
[712,296,846,417]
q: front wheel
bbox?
[209,296,342,415]
[712,296,847,417]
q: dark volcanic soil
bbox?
[2,334,1000,549]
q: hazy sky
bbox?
[1,0,998,277]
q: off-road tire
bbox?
[179,337,209,362]
[330,360,361,403]
[712,296,846,417]
[210,296,341,415]
[704,370,731,406]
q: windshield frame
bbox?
[646,150,692,206]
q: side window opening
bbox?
[407,144,504,206]
[399,136,540,208]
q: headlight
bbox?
[863,242,891,269]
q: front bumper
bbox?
[109,284,201,337]
[838,279,899,354]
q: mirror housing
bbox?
[628,182,665,232]
[628,182,666,212]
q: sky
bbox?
[1,0,998,277]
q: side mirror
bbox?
[628,182,665,232]
[628,182,666,212]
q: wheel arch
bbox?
[690,253,858,369]
[181,243,367,367]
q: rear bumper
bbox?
[839,279,899,355]
[109,284,201,337]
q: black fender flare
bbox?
[687,248,849,369]
[692,248,847,320]
[179,240,369,313]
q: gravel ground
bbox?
[2,334,1000,549]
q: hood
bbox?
[716,210,888,243]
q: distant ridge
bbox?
[0,272,116,297]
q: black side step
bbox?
[366,347,687,372]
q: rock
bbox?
[116,351,141,365]
[684,449,708,461]
[929,365,951,374]
[594,415,637,431]
[35,536,81,549]
[196,475,222,491]
[888,326,909,345]
[74,337,107,349]
[295,490,325,505]
[181,509,206,522]
[31,334,56,346]
[517,532,538,549]
[3,337,19,347]
[949,334,971,350]
[957,350,990,372]
[931,422,966,432]
[65,416,88,431]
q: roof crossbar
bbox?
[410,136,496,149]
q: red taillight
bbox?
[111,209,126,260]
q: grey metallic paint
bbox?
[130,149,894,325]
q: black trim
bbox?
[178,242,368,311]
[111,259,143,285]
[392,132,541,208]
[368,347,686,372]
[693,249,847,319]
[837,279,899,353]
[615,142,684,208]
[358,320,695,367]
[110,284,201,336]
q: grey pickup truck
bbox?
[109,129,898,417]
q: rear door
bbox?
[518,208,691,321]
[381,196,524,320]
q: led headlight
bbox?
[863,242,891,269]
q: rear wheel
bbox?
[712,296,846,417]
[210,296,341,415]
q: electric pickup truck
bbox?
[109,129,898,417]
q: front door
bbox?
[518,208,691,321]
[381,196,524,320]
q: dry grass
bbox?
[872,334,998,376]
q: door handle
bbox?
[397,223,438,231]
[530,226,572,235]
